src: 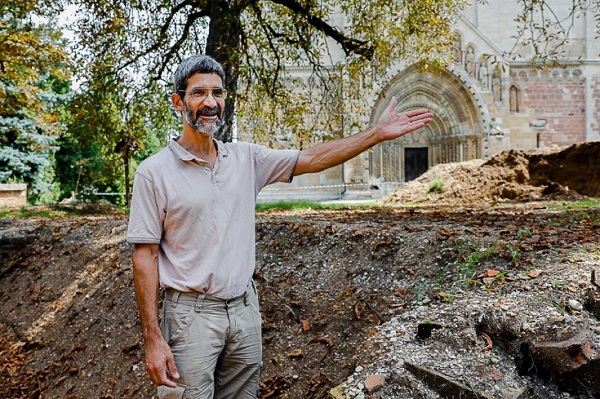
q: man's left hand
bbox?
[374,96,433,141]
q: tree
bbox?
[57,64,170,206]
[0,1,72,203]
[67,0,600,147]
[67,0,466,144]
[506,0,600,64]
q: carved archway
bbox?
[369,62,487,182]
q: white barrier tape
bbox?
[261,182,403,192]
[86,192,126,196]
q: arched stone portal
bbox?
[369,63,487,182]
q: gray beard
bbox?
[183,103,224,137]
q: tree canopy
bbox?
[0,1,72,202]
[68,0,467,144]
[3,0,599,204]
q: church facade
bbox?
[257,1,600,201]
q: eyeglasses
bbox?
[179,87,227,101]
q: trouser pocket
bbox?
[162,299,198,346]
[157,384,186,399]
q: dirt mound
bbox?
[383,141,600,206]
[1,205,599,398]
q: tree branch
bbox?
[155,11,206,79]
[114,0,208,77]
[269,0,374,59]
[247,2,283,96]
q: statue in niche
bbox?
[451,33,462,64]
[478,62,489,90]
[509,86,519,113]
[492,69,502,102]
[464,47,475,77]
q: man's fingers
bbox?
[146,355,179,387]
[386,96,398,113]
[149,366,177,387]
[166,356,180,380]
[406,108,433,120]
[405,107,429,116]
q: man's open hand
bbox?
[374,96,433,141]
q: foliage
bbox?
[57,70,170,206]
[546,199,600,210]
[66,0,467,145]
[505,0,600,65]
[428,177,444,194]
[0,2,72,203]
[0,203,126,219]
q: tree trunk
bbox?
[205,1,243,143]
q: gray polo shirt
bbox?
[127,137,299,299]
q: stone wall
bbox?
[592,77,600,141]
[0,184,27,208]
[510,68,586,147]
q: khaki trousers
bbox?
[158,282,262,399]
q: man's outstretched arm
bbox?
[294,97,432,176]
[133,243,180,387]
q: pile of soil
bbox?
[0,142,599,399]
[383,141,600,206]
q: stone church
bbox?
[257,1,600,202]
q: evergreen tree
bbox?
[0,2,71,203]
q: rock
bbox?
[567,299,583,311]
[364,374,385,394]
[585,293,600,320]
[329,382,347,399]
[530,320,593,375]
[404,361,495,399]
[501,385,529,399]
[555,356,600,396]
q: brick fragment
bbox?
[364,374,385,394]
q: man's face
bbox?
[180,73,225,137]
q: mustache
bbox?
[195,107,220,119]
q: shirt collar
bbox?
[168,136,228,162]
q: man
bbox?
[127,54,432,399]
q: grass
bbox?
[540,297,567,314]
[2,200,378,219]
[255,200,378,212]
[428,177,444,194]
[546,199,600,210]
[0,203,126,219]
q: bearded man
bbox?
[127,54,432,399]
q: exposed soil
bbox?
[384,141,600,206]
[1,142,599,399]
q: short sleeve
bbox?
[126,169,165,244]
[253,146,300,192]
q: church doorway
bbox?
[404,147,429,181]
[369,62,487,183]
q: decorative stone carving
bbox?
[492,69,502,102]
[478,61,489,90]
[465,47,475,77]
[451,33,462,64]
[489,118,504,136]
[509,86,519,113]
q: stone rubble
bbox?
[339,281,600,398]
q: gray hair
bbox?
[173,54,226,93]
